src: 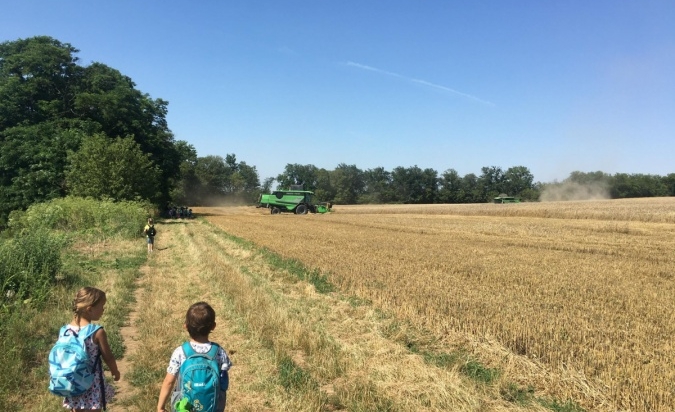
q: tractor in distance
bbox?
[493,194,521,204]
[257,186,332,214]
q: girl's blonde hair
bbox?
[72,287,106,321]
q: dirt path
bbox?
[110,270,146,408]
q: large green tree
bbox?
[477,166,505,201]
[0,36,181,224]
[438,169,464,203]
[391,166,438,204]
[461,173,482,203]
[185,154,260,205]
[610,173,668,198]
[276,164,320,190]
[314,168,335,202]
[360,167,394,204]
[503,166,534,197]
[194,155,231,202]
[66,134,160,201]
[0,36,82,129]
[331,163,364,204]
[170,141,199,205]
[0,124,83,220]
[663,174,675,196]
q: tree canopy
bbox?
[173,154,261,205]
[66,134,160,201]
[0,36,183,224]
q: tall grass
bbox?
[0,232,63,307]
[0,196,151,408]
[7,196,154,239]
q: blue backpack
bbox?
[48,324,102,397]
[174,342,224,412]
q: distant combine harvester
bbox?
[257,185,332,214]
[493,194,521,204]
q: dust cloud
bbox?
[539,181,611,202]
[201,194,254,207]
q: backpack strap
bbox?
[205,342,219,360]
[81,324,103,340]
[181,341,196,358]
[181,342,219,360]
[61,323,101,340]
[83,324,105,410]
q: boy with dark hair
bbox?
[157,302,232,412]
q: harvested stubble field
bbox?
[196,197,675,411]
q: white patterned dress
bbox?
[62,326,115,410]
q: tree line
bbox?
[1,36,674,227]
[265,164,675,205]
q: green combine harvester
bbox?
[493,194,521,203]
[257,188,332,214]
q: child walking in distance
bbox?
[144,218,156,252]
[157,302,232,412]
[52,287,120,411]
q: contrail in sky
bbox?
[345,61,494,106]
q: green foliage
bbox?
[360,167,395,204]
[664,173,675,196]
[277,355,317,391]
[0,300,67,404]
[0,123,86,225]
[66,134,161,202]
[461,357,501,384]
[610,173,669,198]
[390,165,438,204]
[477,166,505,202]
[500,382,535,404]
[314,168,335,202]
[438,168,464,203]
[179,154,261,205]
[259,247,334,293]
[276,163,320,191]
[0,36,181,224]
[7,196,152,239]
[0,231,63,307]
[503,166,535,198]
[538,398,586,412]
[0,36,81,129]
[331,163,364,204]
[0,197,147,406]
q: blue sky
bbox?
[2,1,674,183]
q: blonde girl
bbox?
[62,287,120,411]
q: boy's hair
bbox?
[148,218,153,224]
[72,287,106,317]
[185,302,216,338]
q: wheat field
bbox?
[196,198,675,411]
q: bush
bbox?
[0,231,63,307]
[7,196,154,239]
